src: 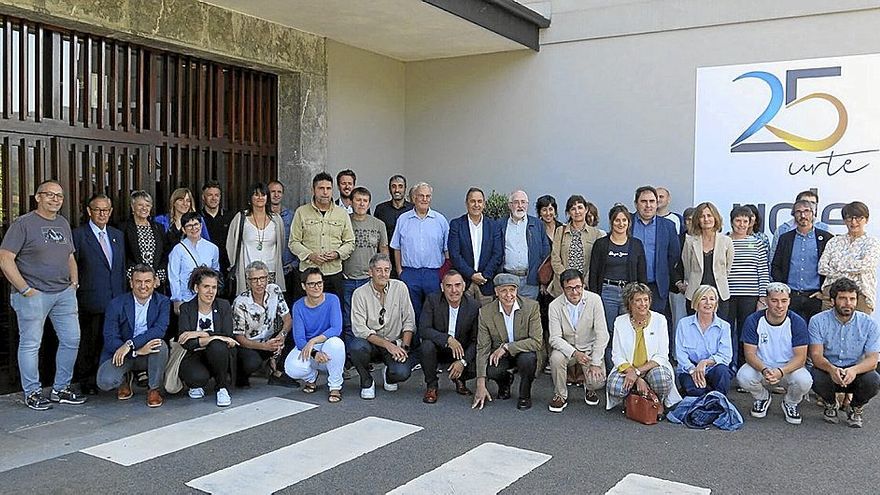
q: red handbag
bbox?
[625,389,662,425]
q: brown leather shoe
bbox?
[117,373,133,400]
[423,388,438,404]
[146,388,164,408]
[453,379,472,396]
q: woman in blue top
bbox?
[674,284,734,396]
[284,267,346,402]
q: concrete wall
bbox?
[403,2,880,226]
[326,40,406,205]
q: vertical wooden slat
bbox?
[135,47,144,131]
[108,41,117,130]
[163,54,172,134]
[69,32,77,125]
[82,35,91,127]
[17,138,28,215]
[197,62,205,139]
[246,71,254,144]
[187,59,195,137]
[96,38,104,128]
[205,64,213,138]
[176,56,183,137]
[147,53,157,132]
[3,19,12,119]
[229,69,236,142]
[255,73,263,145]
[34,26,43,122]
[215,66,224,138]
[1,136,12,220]
[50,31,61,120]
[122,45,131,131]
[18,21,28,120]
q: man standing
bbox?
[809,278,880,428]
[200,181,232,283]
[0,180,86,410]
[547,269,608,412]
[737,283,812,424]
[771,189,831,259]
[418,270,480,403]
[656,186,688,329]
[97,264,169,407]
[500,190,549,300]
[334,169,358,214]
[448,187,503,305]
[390,181,448,324]
[289,172,355,301]
[72,193,126,395]
[350,254,416,399]
[342,187,388,342]
[771,199,833,324]
[373,175,413,278]
[472,273,543,410]
[631,186,681,315]
[268,180,299,305]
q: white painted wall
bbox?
[402,3,880,227]
[326,40,405,206]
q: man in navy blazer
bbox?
[447,187,503,304]
[500,190,550,300]
[97,264,169,407]
[631,186,682,314]
[72,193,126,394]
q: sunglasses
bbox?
[379,307,386,326]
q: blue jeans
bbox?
[342,278,370,343]
[601,284,625,373]
[399,267,440,361]
[10,286,81,395]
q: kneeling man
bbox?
[547,269,608,412]
[473,273,542,410]
[737,282,812,424]
[97,264,170,407]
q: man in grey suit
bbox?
[418,270,480,403]
[472,273,543,410]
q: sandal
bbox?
[302,381,317,394]
[328,390,342,403]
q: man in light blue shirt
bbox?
[770,189,831,259]
[737,283,812,424]
[809,278,880,428]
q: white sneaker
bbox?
[360,381,376,400]
[383,366,398,392]
[188,387,205,399]
[216,388,231,407]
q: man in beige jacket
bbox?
[547,268,609,412]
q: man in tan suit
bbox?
[547,269,609,412]
[472,273,543,410]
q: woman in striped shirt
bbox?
[727,206,769,368]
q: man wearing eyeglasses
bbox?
[349,253,416,399]
[71,193,127,396]
[0,180,87,410]
[770,189,831,260]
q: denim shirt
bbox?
[809,310,880,367]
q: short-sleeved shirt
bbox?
[343,215,388,280]
[809,309,880,367]
[232,283,290,342]
[741,310,809,368]
[0,211,74,292]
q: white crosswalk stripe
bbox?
[185,416,423,495]
[387,442,551,495]
[81,397,316,466]
[606,473,711,494]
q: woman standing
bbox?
[168,212,220,314]
[226,183,286,297]
[727,206,769,367]
[122,190,167,289]
[155,187,210,249]
[550,195,603,297]
[178,267,238,407]
[536,194,563,372]
[819,201,880,314]
[588,204,648,369]
[681,202,734,321]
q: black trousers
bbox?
[74,311,105,388]
[728,295,758,367]
[420,339,475,388]
[486,351,537,399]
[237,347,274,379]
[179,340,234,391]
[789,291,822,325]
[811,367,880,408]
[348,337,413,388]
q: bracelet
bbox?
[19,285,31,295]
[761,367,770,375]
[778,367,784,377]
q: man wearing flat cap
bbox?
[472,272,543,410]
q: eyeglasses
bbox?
[379,307,386,326]
[198,318,212,330]
[91,208,112,214]
[38,191,64,199]
[563,284,584,292]
[304,280,324,288]
[247,276,268,283]
[184,223,201,229]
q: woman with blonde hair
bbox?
[681,202,734,321]
[155,187,210,249]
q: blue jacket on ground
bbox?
[666,390,744,431]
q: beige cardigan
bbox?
[226,211,286,296]
[681,233,734,300]
[549,223,603,297]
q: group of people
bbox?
[2,174,878,430]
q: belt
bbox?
[505,269,528,277]
[603,279,628,287]
[790,289,819,297]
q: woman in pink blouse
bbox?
[819,201,880,314]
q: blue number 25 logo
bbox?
[731,66,847,153]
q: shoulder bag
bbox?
[164,340,187,394]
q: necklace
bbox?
[630,314,649,328]
[253,213,268,251]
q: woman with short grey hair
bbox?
[231,260,295,387]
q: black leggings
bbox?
[180,340,233,391]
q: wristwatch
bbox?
[459,359,467,367]
[633,367,642,377]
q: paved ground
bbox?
[1,369,878,494]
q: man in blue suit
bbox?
[72,193,126,395]
[631,186,682,355]
[500,190,550,300]
[448,187,503,305]
[97,264,169,407]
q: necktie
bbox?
[99,231,112,265]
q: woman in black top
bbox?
[536,195,563,372]
[122,190,167,290]
[588,204,647,369]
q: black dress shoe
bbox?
[80,384,99,396]
[453,379,472,396]
[517,396,532,410]
[497,384,511,400]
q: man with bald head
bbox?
[500,190,549,300]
